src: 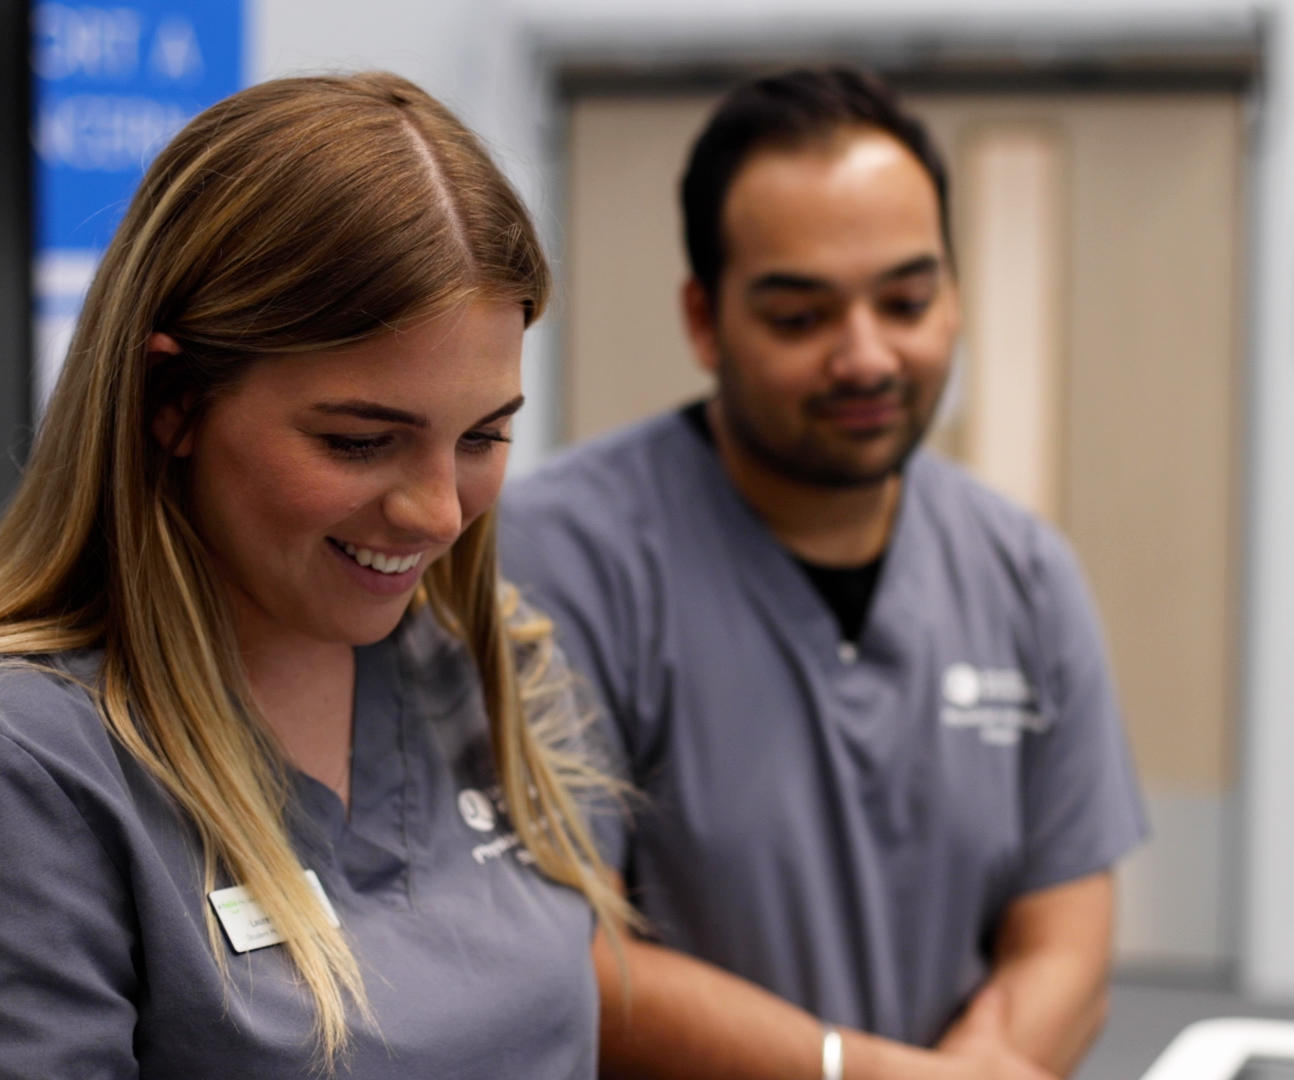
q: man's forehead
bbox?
[719,128,945,282]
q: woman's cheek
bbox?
[459,455,510,528]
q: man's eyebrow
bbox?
[746,256,942,299]
[746,272,836,297]
[874,254,942,285]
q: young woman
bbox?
[0,72,623,1078]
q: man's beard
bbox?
[715,351,935,490]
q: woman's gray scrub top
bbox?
[0,610,597,1078]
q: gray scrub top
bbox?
[0,609,596,1078]
[499,409,1147,1048]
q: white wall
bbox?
[252,0,1294,1001]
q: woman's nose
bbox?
[381,461,463,546]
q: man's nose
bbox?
[827,304,900,386]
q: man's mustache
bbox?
[806,379,907,411]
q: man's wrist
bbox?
[840,1027,953,1080]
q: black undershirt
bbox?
[681,400,884,642]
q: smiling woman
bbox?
[152,301,526,652]
[0,72,626,1079]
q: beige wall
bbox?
[911,94,1245,796]
[564,96,715,441]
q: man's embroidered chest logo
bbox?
[939,663,1051,745]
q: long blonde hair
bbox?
[0,72,624,1065]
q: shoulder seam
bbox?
[0,727,132,884]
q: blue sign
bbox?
[32,1,245,252]
[31,1,244,406]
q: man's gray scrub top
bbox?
[499,409,1147,1047]
[0,610,596,1078]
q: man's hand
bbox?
[935,872,1115,1075]
[934,987,1060,1080]
[599,928,1061,1080]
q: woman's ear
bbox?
[146,333,194,456]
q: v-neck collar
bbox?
[670,411,931,664]
[288,633,404,845]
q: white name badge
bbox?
[209,870,340,954]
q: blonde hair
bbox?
[0,72,625,1065]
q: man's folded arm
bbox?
[594,876,1058,1080]
[936,870,1115,1077]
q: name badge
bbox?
[209,870,340,954]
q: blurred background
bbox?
[7,1,1294,1075]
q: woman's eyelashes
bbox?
[320,433,393,461]
[458,428,511,456]
[318,427,511,462]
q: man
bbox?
[500,68,1145,1080]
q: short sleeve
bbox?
[500,495,637,719]
[0,731,140,1079]
[1017,527,1149,892]
[500,488,645,875]
[544,636,632,874]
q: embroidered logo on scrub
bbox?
[457,788,497,832]
[457,785,536,867]
[940,663,1050,746]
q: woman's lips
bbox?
[326,538,425,595]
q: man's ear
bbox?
[944,275,963,339]
[146,333,194,456]
[682,278,722,376]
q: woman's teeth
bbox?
[341,542,420,575]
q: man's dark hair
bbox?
[680,67,951,300]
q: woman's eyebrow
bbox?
[310,394,525,428]
[474,395,525,426]
[310,401,428,427]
